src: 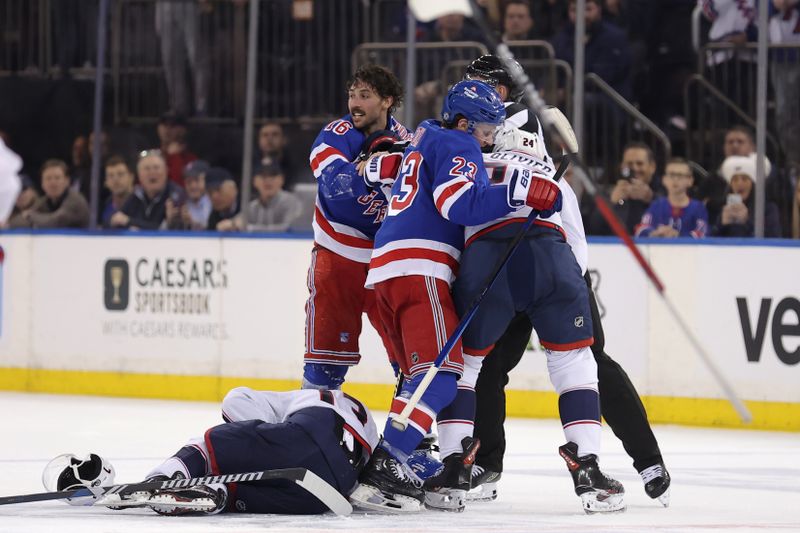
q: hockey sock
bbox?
[559,387,602,457]
[301,363,349,390]
[383,371,458,462]
[547,347,601,457]
[145,438,209,480]
[437,354,483,458]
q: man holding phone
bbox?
[587,142,657,234]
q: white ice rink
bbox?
[1,392,798,533]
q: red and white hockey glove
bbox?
[363,152,402,189]
[508,167,562,214]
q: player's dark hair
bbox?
[347,65,404,114]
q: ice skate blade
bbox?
[349,483,422,514]
[580,491,626,514]
[466,482,498,503]
[656,488,670,507]
[424,488,466,512]
[147,494,217,515]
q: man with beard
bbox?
[301,65,411,391]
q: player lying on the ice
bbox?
[42,387,378,515]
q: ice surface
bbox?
[1,392,797,533]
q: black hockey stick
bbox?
[0,467,352,516]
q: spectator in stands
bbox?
[414,13,487,124]
[256,122,295,190]
[205,167,240,231]
[235,164,302,233]
[100,156,134,228]
[4,174,38,228]
[156,0,209,116]
[110,150,184,230]
[699,126,775,227]
[587,142,657,235]
[501,0,540,41]
[700,0,757,116]
[157,112,198,187]
[174,160,211,231]
[8,159,89,229]
[635,157,708,238]
[551,0,633,100]
[770,0,800,172]
[714,154,781,237]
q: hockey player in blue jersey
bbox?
[348,80,562,513]
[302,65,411,391]
[45,387,379,516]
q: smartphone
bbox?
[619,167,632,181]
[726,193,743,205]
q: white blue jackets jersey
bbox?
[365,120,516,287]
[469,150,588,274]
[223,388,380,454]
[309,114,411,262]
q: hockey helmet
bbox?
[42,453,116,492]
[465,54,525,102]
[441,80,506,137]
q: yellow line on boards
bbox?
[1,367,797,431]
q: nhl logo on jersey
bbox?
[411,352,419,363]
[574,316,584,328]
[340,332,350,343]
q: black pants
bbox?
[474,272,663,474]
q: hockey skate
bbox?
[558,442,625,514]
[422,437,480,512]
[466,465,501,502]
[349,447,424,513]
[640,462,671,507]
[407,436,444,481]
[147,483,228,516]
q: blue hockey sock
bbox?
[301,363,349,389]
[382,372,458,461]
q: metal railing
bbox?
[1,0,48,76]
[111,0,370,124]
[683,74,783,172]
[581,73,672,184]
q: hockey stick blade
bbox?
[0,467,352,515]
[296,469,352,516]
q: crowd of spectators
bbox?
[0,115,304,233]
[2,0,799,239]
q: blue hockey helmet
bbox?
[441,80,506,135]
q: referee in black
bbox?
[463,55,670,506]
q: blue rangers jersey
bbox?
[365,119,517,287]
[309,114,411,262]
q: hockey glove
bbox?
[357,129,406,162]
[507,167,562,213]
[363,152,403,189]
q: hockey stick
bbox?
[407,0,751,424]
[0,467,352,516]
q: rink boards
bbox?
[0,231,798,431]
